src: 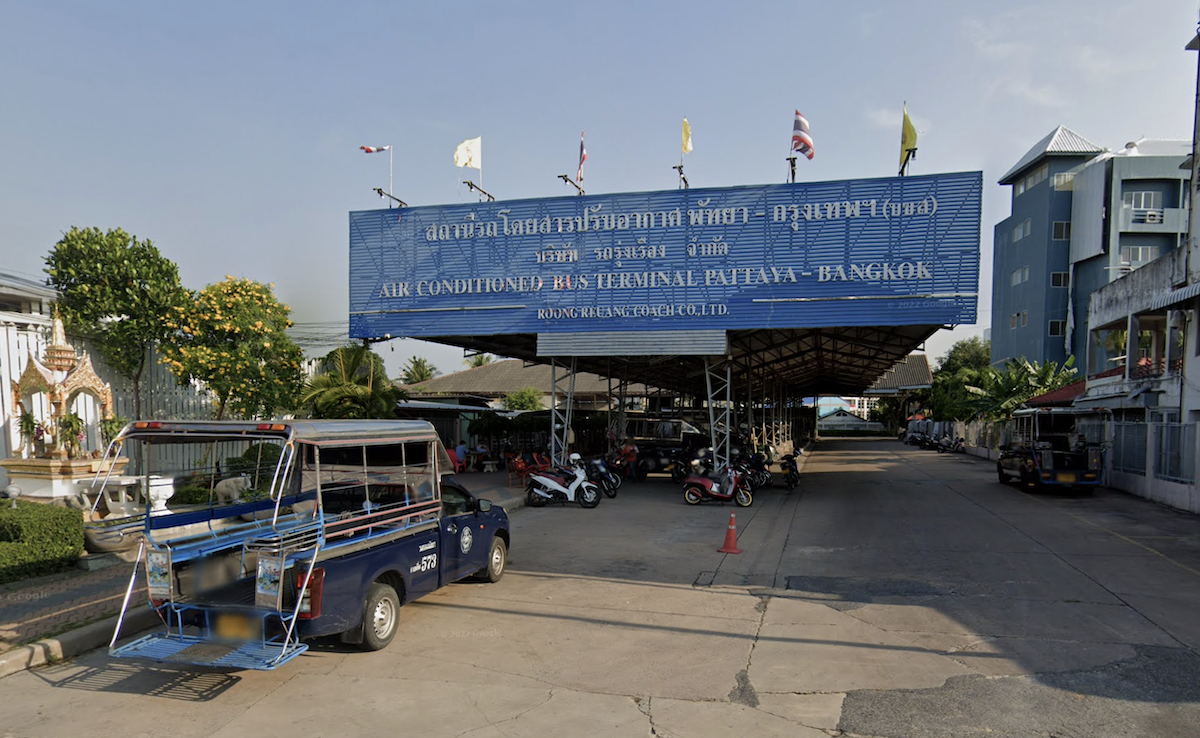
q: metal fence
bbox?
[1112,422,1148,475]
[1155,422,1197,484]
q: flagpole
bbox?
[389,147,393,207]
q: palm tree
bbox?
[299,344,404,419]
[465,353,494,368]
[401,356,439,384]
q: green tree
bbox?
[401,356,439,384]
[299,344,404,419]
[503,387,543,411]
[159,277,304,420]
[465,353,494,368]
[44,226,189,418]
[928,337,993,421]
[870,395,910,430]
[934,336,991,375]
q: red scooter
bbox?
[682,461,752,507]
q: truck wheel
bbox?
[578,483,601,508]
[361,582,400,651]
[483,537,507,582]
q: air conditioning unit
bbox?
[1144,210,1162,223]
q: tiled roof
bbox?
[1025,379,1087,407]
[864,354,933,394]
[999,126,1104,184]
[404,359,657,398]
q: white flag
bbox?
[454,136,482,169]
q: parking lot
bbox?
[2,439,1198,737]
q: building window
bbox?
[1122,245,1161,266]
[1010,265,1030,286]
[1051,271,1069,288]
[1016,180,1025,196]
[1021,311,1028,327]
[1049,320,1066,336]
[1053,172,1075,191]
[1123,191,1162,210]
[1052,221,1071,240]
[1012,218,1031,242]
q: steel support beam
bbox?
[705,357,732,472]
[550,357,577,465]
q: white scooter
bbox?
[526,453,602,508]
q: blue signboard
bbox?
[349,171,981,339]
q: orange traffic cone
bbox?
[717,512,743,554]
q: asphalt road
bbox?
[1,439,1198,737]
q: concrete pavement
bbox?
[0,441,1198,736]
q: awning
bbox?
[1150,281,1200,311]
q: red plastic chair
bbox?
[447,449,467,473]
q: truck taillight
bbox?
[296,568,325,619]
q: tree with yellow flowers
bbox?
[160,277,304,420]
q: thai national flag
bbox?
[576,131,587,183]
[790,111,814,160]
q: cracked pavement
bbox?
[0,439,1197,737]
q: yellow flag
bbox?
[900,104,918,174]
[682,117,693,154]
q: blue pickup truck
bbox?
[96,419,510,670]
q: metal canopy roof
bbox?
[409,323,941,400]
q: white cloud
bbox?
[961,16,1066,109]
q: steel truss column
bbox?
[744,358,756,452]
[606,374,629,453]
[550,357,577,466]
[705,358,732,472]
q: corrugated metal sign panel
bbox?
[349,172,982,339]
[537,330,727,357]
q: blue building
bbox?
[991,127,1190,368]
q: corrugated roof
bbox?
[404,359,658,398]
[999,126,1104,184]
[863,354,933,394]
[0,270,57,299]
[1112,138,1190,158]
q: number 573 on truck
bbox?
[94,419,510,670]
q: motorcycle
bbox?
[745,452,773,490]
[587,456,621,498]
[663,449,694,485]
[526,453,602,508]
[682,462,752,507]
[780,453,800,490]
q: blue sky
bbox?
[2,1,1197,378]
